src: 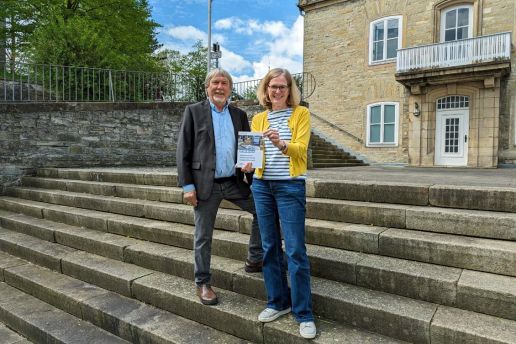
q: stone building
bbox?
[298,0,515,167]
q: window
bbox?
[440,5,473,42]
[366,102,399,146]
[369,16,402,64]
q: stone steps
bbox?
[0,203,514,323]
[312,162,367,168]
[0,206,516,320]
[309,133,367,167]
[0,281,129,344]
[3,187,516,276]
[0,253,251,344]
[0,322,32,344]
[18,176,516,241]
[1,167,515,343]
[34,168,516,213]
[0,224,514,344]
[0,226,408,343]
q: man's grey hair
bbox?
[204,68,233,89]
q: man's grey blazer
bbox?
[176,99,253,201]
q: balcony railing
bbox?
[397,32,512,73]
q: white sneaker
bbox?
[258,307,291,322]
[299,321,317,339]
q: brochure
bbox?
[236,131,264,169]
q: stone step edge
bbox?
[0,282,129,344]
[3,205,516,323]
[0,321,32,344]
[0,235,411,343]
[8,187,516,241]
[0,253,255,344]
[6,184,516,244]
[34,168,516,213]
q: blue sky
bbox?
[149,0,303,82]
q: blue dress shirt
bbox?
[182,101,236,193]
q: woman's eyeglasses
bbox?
[268,85,289,92]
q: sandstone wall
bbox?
[301,0,515,165]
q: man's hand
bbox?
[184,190,198,207]
[241,162,254,173]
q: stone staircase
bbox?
[310,132,367,168]
[0,167,514,344]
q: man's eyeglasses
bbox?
[268,85,289,92]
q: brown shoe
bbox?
[196,284,218,305]
[244,260,263,273]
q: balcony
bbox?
[396,32,512,92]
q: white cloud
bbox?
[232,16,304,82]
[163,25,224,45]
[160,15,304,83]
[219,48,252,74]
[215,17,241,30]
[166,25,206,41]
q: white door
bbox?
[435,96,469,166]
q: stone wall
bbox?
[0,102,187,191]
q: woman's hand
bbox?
[263,128,282,148]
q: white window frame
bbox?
[368,15,403,65]
[366,102,399,147]
[440,5,473,42]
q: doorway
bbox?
[435,96,470,166]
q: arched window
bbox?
[440,5,473,42]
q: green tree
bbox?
[26,0,160,70]
[0,0,39,67]
[157,40,208,101]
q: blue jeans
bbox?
[251,179,314,323]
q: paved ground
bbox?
[57,165,516,188]
[308,165,516,187]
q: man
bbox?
[176,68,263,306]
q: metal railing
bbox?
[232,72,316,101]
[0,61,202,102]
[397,32,512,73]
[0,60,317,103]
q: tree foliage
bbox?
[0,0,38,64]
[157,40,208,101]
[1,0,160,70]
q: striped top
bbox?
[262,108,306,181]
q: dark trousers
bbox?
[194,179,262,285]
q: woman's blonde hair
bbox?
[256,68,301,110]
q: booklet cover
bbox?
[236,131,264,169]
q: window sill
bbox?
[366,143,398,148]
[369,59,397,66]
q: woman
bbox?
[250,68,316,339]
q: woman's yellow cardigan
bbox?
[251,105,311,178]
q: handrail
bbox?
[310,111,364,144]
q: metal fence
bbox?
[232,72,316,101]
[0,61,202,102]
[0,60,316,103]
